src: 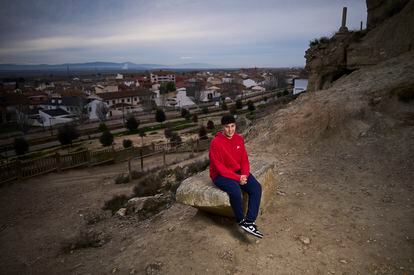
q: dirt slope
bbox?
[0,53,413,274]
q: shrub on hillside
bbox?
[14,137,29,155]
[187,159,210,175]
[102,194,129,214]
[114,173,130,184]
[173,166,185,182]
[133,174,163,197]
[100,130,114,147]
[202,106,209,114]
[221,102,228,110]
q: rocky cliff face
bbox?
[305,0,414,92]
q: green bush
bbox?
[181,108,189,118]
[276,92,283,97]
[247,100,255,112]
[98,122,108,132]
[235,99,243,109]
[122,139,133,148]
[309,36,330,47]
[164,128,173,139]
[100,130,114,147]
[206,120,215,130]
[57,124,80,145]
[192,113,198,123]
[199,126,208,140]
[170,132,182,145]
[185,112,191,121]
[202,106,209,114]
[125,115,139,131]
[14,137,29,155]
[155,109,166,123]
[221,102,228,110]
[283,89,289,96]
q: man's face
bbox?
[223,123,236,138]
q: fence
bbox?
[0,138,211,185]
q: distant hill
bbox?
[0,62,223,71]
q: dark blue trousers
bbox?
[213,174,262,223]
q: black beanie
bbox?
[221,115,236,125]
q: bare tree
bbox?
[15,105,31,134]
[96,101,109,122]
[74,97,88,124]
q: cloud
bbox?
[0,0,367,66]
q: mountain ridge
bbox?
[0,62,224,71]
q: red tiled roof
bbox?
[0,92,30,106]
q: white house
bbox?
[293,79,308,95]
[98,90,143,116]
[243,79,258,88]
[39,108,75,126]
[176,88,196,108]
[200,88,221,102]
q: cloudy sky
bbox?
[0,0,367,67]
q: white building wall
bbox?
[293,79,308,95]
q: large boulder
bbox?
[176,159,276,217]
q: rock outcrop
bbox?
[305,0,414,92]
[176,159,276,217]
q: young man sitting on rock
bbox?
[209,114,263,238]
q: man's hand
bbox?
[240,175,248,185]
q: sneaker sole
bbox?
[240,226,263,238]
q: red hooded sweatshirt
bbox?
[209,131,250,182]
